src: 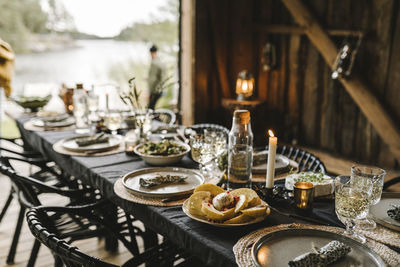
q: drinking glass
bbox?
[204,130,227,157]
[335,175,372,243]
[190,135,214,176]
[351,165,386,229]
[87,93,99,122]
[74,101,90,134]
[104,111,122,135]
[133,109,153,142]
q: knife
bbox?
[269,206,332,226]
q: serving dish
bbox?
[252,228,385,267]
[182,198,270,227]
[61,134,122,153]
[285,172,333,197]
[122,167,204,198]
[134,141,190,166]
[12,95,51,111]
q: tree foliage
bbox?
[116,0,179,50]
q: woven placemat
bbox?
[233,223,400,267]
[113,178,186,207]
[53,139,125,157]
[24,120,75,132]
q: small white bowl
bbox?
[134,141,190,166]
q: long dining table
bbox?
[14,114,343,267]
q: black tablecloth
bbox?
[15,116,343,267]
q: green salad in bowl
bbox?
[134,140,190,166]
[12,95,51,112]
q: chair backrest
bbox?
[0,161,91,208]
[153,109,176,125]
[275,145,327,173]
[261,144,327,174]
[26,207,118,267]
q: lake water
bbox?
[12,39,151,94]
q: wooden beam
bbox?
[180,0,195,126]
[281,0,400,163]
[253,24,363,37]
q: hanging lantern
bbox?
[236,70,254,101]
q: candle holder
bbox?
[293,182,314,210]
[125,134,138,156]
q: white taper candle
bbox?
[266,130,277,188]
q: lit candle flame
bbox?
[268,129,274,137]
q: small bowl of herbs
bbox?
[134,140,190,166]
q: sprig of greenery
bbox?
[119,77,143,110]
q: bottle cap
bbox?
[234,110,250,124]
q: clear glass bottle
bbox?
[73,83,89,134]
[227,110,253,189]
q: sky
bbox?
[60,0,169,37]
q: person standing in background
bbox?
[0,39,14,98]
[147,44,165,110]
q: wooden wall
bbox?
[193,0,400,169]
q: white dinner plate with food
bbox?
[252,152,290,174]
[122,167,204,198]
[182,199,270,227]
[134,140,190,166]
[32,116,75,128]
[370,195,400,231]
[61,134,122,153]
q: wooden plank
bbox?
[253,24,363,37]
[287,35,301,123]
[281,0,400,163]
[180,0,195,125]
[301,45,319,146]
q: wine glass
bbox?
[190,134,214,177]
[87,93,99,122]
[351,165,386,229]
[104,111,122,135]
[335,175,372,243]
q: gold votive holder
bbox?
[125,136,138,156]
[293,182,314,210]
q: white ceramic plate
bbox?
[182,199,270,227]
[122,167,204,198]
[370,197,400,231]
[252,229,385,267]
[32,116,75,128]
[62,134,122,153]
[252,153,290,174]
[134,141,190,166]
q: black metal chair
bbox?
[153,109,177,125]
[26,205,196,267]
[383,176,400,191]
[0,160,103,266]
[267,144,327,174]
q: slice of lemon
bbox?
[224,214,253,224]
[194,184,225,197]
[230,188,260,207]
[241,205,267,218]
[188,191,211,216]
[234,194,248,213]
[201,202,235,221]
